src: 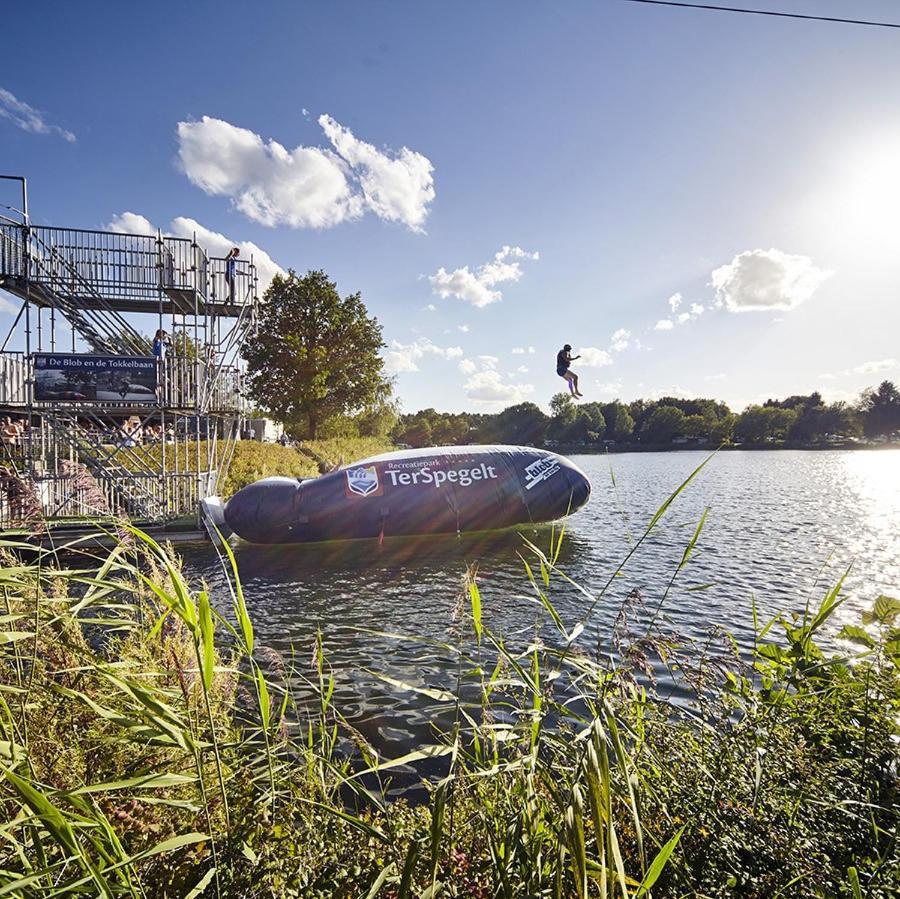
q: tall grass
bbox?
[0,459,897,897]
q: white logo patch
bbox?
[524,457,560,490]
[346,466,380,497]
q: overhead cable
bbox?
[621,0,900,29]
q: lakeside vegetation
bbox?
[1,465,897,897]
[392,382,900,451]
[116,438,393,498]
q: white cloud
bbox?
[382,351,419,374]
[854,358,897,375]
[458,353,505,379]
[711,248,833,312]
[705,372,727,381]
[577,347,613,367]
[176,114,434,231]
[0,87,75,142]
[820,358,899,380]
[594,380,623,398]
[382,338,463,374]
[458,324,469,333]
[515,365,529,373]
[528,346,536,354]
[108,212,285,291]
[511,347,526,354]
[429,245,539,308]
[653,297,704,333]
[646,385,695,400]
[108,212,157,235]
[318,114,434,231]
[654,294,706,333]
[0,295,19,314]
[464,369,534,406]
[610,328,630,351]
[423,303,437,312]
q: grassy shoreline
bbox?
[0,460,897,897]
[115,437,394,498]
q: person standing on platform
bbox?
[225,247,240,302]
[152,329,169,359]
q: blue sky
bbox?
[2,0,899,413]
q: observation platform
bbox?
[0,223,257,317]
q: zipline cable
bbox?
[620,0,900,29]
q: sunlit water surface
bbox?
[181,450,900,787]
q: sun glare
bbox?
[829,138,900,254]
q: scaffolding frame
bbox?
[0,177,259,529]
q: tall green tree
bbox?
[241,270,391,439]
[735,405,797,443]
[640,406,686,444]
[709,412,736,445]
[860,380,900,438]
[493,402,549,445]
[602,402,635,442]
[355,399,400,438]
[548,393,577,442]
[568,403,606,444]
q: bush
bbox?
[112,438,395,497]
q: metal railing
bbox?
[207,256,257,307]
[23,227,208,303]
[163,357,243,411]
[0,223,25,279]
[0,352,27,404]
[0,223,257,311]
[0,469,211,528]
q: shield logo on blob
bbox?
[345,465,382,498]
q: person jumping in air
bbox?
[556,344,582,398]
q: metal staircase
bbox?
[44,414,159,519]
[0,223,147,354]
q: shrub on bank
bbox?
[219,442,318,496]
[113,439,395,497]
[300,437,394,468]
[0,462,897,897]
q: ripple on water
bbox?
[180,449,900,772]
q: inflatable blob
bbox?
[204,445,591,545]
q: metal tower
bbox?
[0,177,259,530]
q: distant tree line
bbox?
[391,381,900,449]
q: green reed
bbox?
[0,452,897,897]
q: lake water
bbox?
[181,449,900,781]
